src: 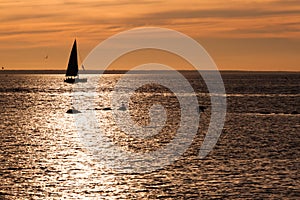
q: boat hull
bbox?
[64,78,87,84]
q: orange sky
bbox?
[0,0,299,71]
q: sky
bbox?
[0,0,299,71]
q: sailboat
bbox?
[64,39,87,83]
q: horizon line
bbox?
[0,69,299,74]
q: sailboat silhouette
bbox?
[64,39,87,83]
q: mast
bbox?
[65,39,78,77]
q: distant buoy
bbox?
[118,103,126,111]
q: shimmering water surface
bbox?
[0,72,299,199]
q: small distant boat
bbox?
[66,108,81,114]
[64,39,87,84]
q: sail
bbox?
[65,40,78,77]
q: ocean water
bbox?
[0,72,299,199]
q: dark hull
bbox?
[64,78,75,83]
[64,78,87,84]
[66,108,81,114]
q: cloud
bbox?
[0,29,64,37]
[265,0,300,6]
[0,13,61,23]
[138,8,300,20]
[63,0,161,7]
[0,0,299,43]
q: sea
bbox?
[0,71,299,199]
